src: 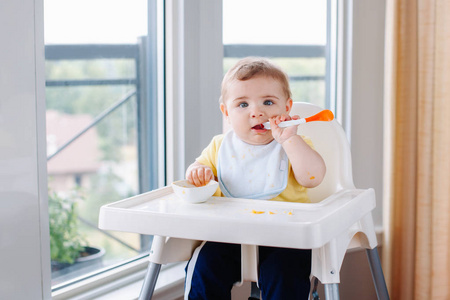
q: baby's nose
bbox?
[251,112,263,118]
[251,109,264,118]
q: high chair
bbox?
[99,102,389,300]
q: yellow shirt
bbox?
[196,134,313,203]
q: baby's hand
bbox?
[186,162,214,187]
[269,114,301,144]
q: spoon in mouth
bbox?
[262,110,334,129]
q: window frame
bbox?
[165,0,223,183]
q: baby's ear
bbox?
[285,98,293,113]
[220,103,229,117]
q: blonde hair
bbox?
[220,57,292,103]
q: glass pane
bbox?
[223,0,328,108]
[44,0,154,287]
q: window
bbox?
[223,0,334,110]
[44,0,164,288]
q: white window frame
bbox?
[0,0,50,298]
[165,0,223,183]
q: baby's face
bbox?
[220,75,292,145]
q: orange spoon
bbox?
[262,110,334,129]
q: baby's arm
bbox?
[186,161,214,187]
[270,115,326,188]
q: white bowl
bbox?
[172,179,219,203]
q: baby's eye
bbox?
[264,100,274,105]
[239,102,248,108]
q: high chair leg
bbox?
[366,247,390,300]
[248,281,260,299]
[139,262,161,300]
[324,283,339,300]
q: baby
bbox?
[184,57,326,300]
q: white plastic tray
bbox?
[99,186,375,249]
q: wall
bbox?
[0,0,50,298]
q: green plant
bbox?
[48,189,88,264]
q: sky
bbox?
[44,0,326,45]
[223,0,327,45]
[44,0,148,44]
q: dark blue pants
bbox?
[185,241,311,300]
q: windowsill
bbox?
[92,262,186,300]
[52,258,186,300]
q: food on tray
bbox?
[249,209,293,215]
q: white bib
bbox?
[217,130,288,200]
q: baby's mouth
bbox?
[252,124,266,130]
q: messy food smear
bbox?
[250,209,293,215]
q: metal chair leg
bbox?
[248,281,260,299]
[139,262,161,300]
[324,283,339,300]
[366,247,390,300]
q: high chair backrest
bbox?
[291,102,355,202]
